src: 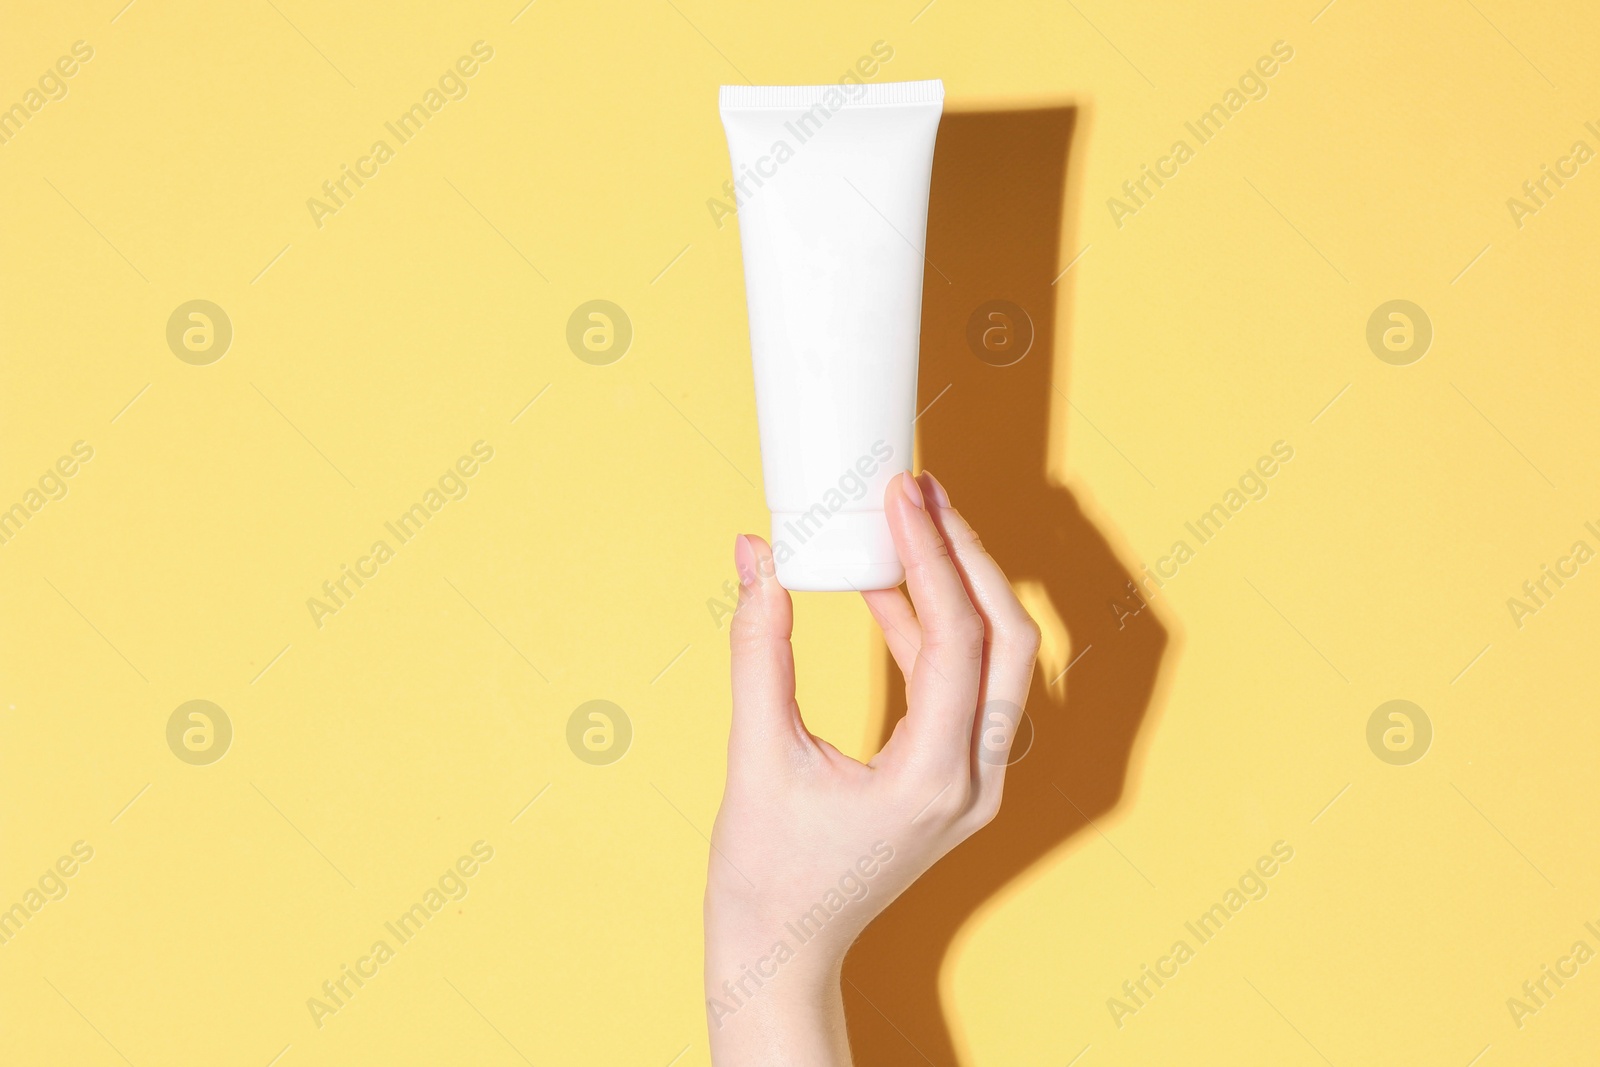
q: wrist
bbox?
[705,941,850,1067]
[705,909,849,1002]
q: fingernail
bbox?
[902,471,925,509]
[919,471,950,508]
[734,534,757,585]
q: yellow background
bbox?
[3,0,1598,1064]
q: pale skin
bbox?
[705,470,1043,1065]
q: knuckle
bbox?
[907,534,953,576]
[728,603,772,648]
[986,606,1041,664]
[928,612,985,662]
[728,603,757,639]
[967,790,1002,830]
[953,612,989,655]
[1013,616,1043,659]
[921,775,972,824]
[950,518,985,556]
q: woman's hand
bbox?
[705,471,1042,1065]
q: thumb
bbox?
[728,534,805,763]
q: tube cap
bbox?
[770,509,904,591]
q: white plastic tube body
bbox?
[719,80,943,591]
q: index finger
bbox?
[882,471,986,770]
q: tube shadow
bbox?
[841,108,1173,1064]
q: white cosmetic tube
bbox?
[720,79,943,591]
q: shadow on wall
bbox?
[841,107,1176,1065]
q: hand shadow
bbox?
[841,107,1174,1065]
